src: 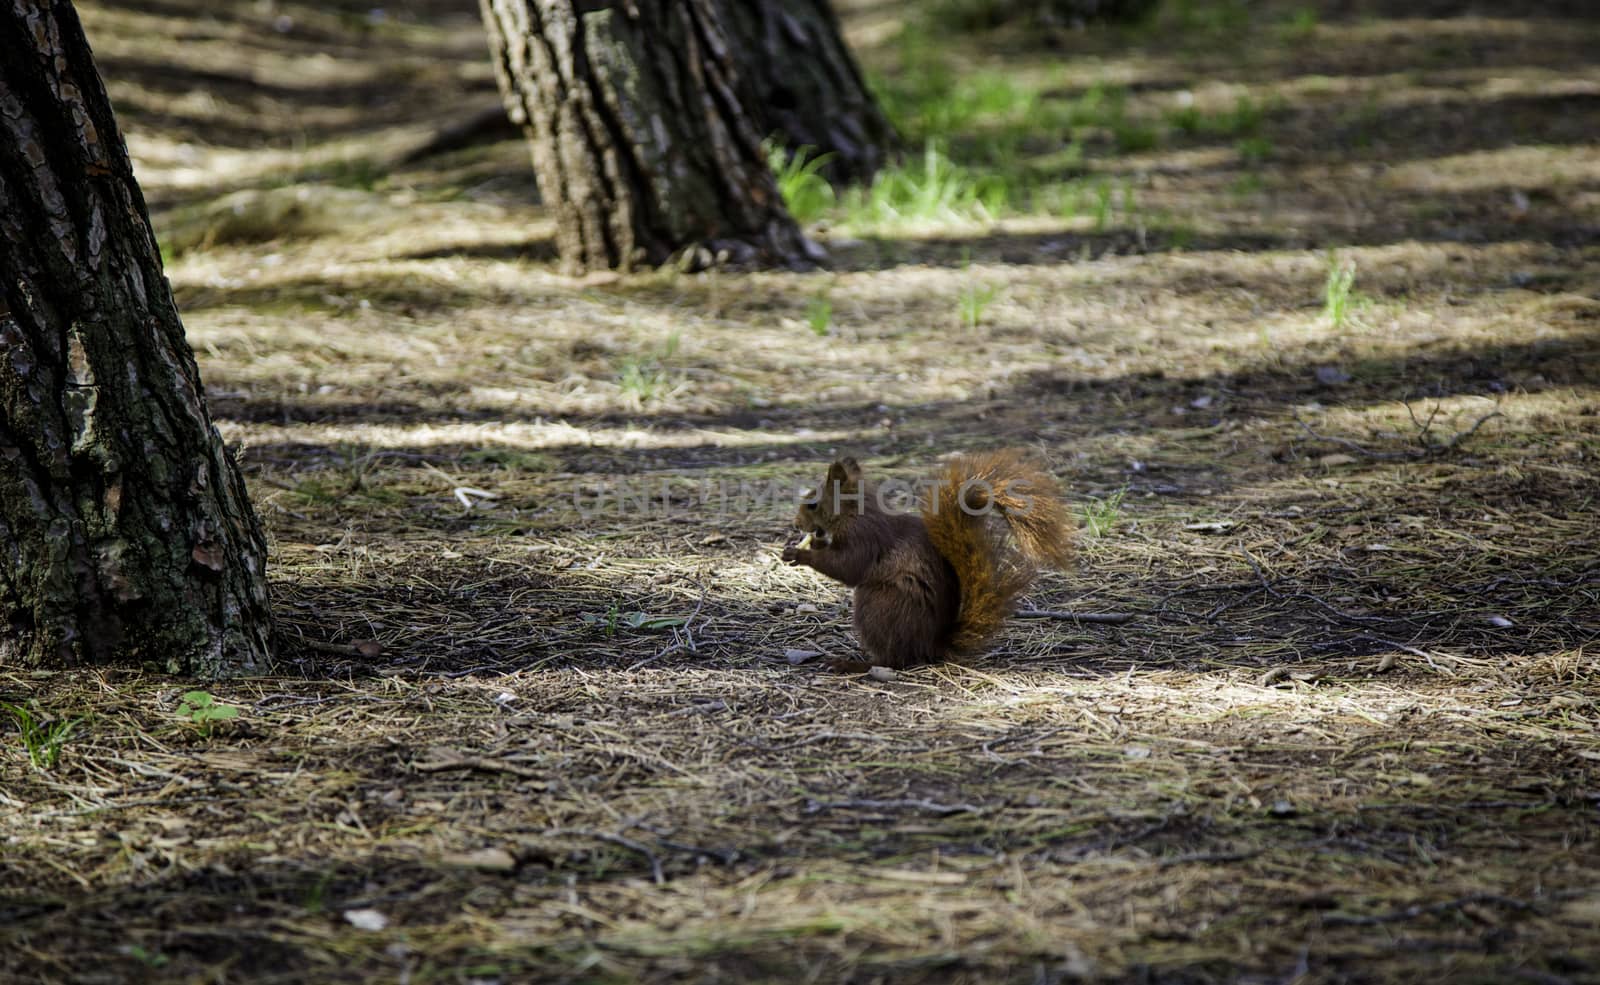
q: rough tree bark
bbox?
[0,1,274,674]
[479,0,824,274]
[721,0,895,184]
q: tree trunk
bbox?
[723,0,895,184]
[480,0,823,274]
[0,2,274,675]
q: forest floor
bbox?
[4,0,1600,982]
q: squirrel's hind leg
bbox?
[852,584,942,670]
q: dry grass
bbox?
[3,0,1599,982]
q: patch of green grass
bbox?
[958,282,1000,329]
[618,359,670,404]
[805,292,834,337]
[1092,179,1116,231]
[1062,83,1128,130]
[768,143,836,224]
[1280,6,1319,42]
[1237,136,1273,166]
[1323,252,1360,329]
[1231,172,1265,196]
[1162,219,1197,250]
[617,329,684,406]
[1080,486,1127,537]
[1047,178,1086,220]
[842,142,1006,229]
[1113,121,1159,154]
[1165,104,1204,134]
[874,46,1041,147]
[4,702,81,770]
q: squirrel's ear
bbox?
[827,458,861,488]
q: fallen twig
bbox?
[1015,609,1137,624]
[1294,404,1504,461]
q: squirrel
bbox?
[781,449,1073,670]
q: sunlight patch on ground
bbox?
[223,420,860,454]
[1384,145,1600,196]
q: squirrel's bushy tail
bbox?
[922,449,1074,654]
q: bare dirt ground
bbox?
[3,1,1599,982]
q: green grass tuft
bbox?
[1323,252,1360,329]
[805,292,834,337]
[842,142,1006,229]
[1080,486,1127,537]
[769,144,836,225]
[958,283,1001,329]
[5,702,81,770]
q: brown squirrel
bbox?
[781,449,1073,670]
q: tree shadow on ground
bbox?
[203,328,1600,441]
[6,622,1597,981]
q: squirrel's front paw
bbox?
[781,545,804,565]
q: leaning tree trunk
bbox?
[0,2,274,674]
[480,0,822,274]
[723,0,895,184]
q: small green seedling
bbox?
[177,691,239,735]
[1080,487,1128,537]
[1093,179,1115,232]
[958,283,1000,329]
[4,702,80,770]
[582,608,688,634]
[1323,253,1360,329]
[616,329,683,405]
[126,945,169,969]
[805,293,833,336]
[618,357,668,403]
[768,144,836,224]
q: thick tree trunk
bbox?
[480,0,823,274]
[0,2,274,674]
[724,0,895,184]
